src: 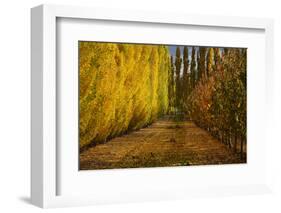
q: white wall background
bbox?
[0,0,280,212]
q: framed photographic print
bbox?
[31,4,274,208]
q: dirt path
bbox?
[80,118,246,170]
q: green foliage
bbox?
[79,42,170,148]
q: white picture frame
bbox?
[31,4,274,208]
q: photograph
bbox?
[79,41,247,170]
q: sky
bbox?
[168,45,191,58]
[168,45,224,63]
[168,45,199,62]
[168,46,197,75]
[167,46,223,76]
[168,45,228,57]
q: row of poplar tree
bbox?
[79,42,171,149]
[169,46,247,156]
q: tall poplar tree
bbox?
[206,48,214,78]
[183,46,189,77]
[198,47,206,81]
[175,47,182,110]
[190,47,196,89]
[224,47,229,55]
[214,47,221,71]
[196,49,200,83]
[182,46,189,100]
[168,56,175,113]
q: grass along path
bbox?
[80,118,246,170]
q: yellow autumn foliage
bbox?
[79,42,170,148]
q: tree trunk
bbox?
[240,137,244,159]
[228,133,232,149]
[234,133,237,153]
